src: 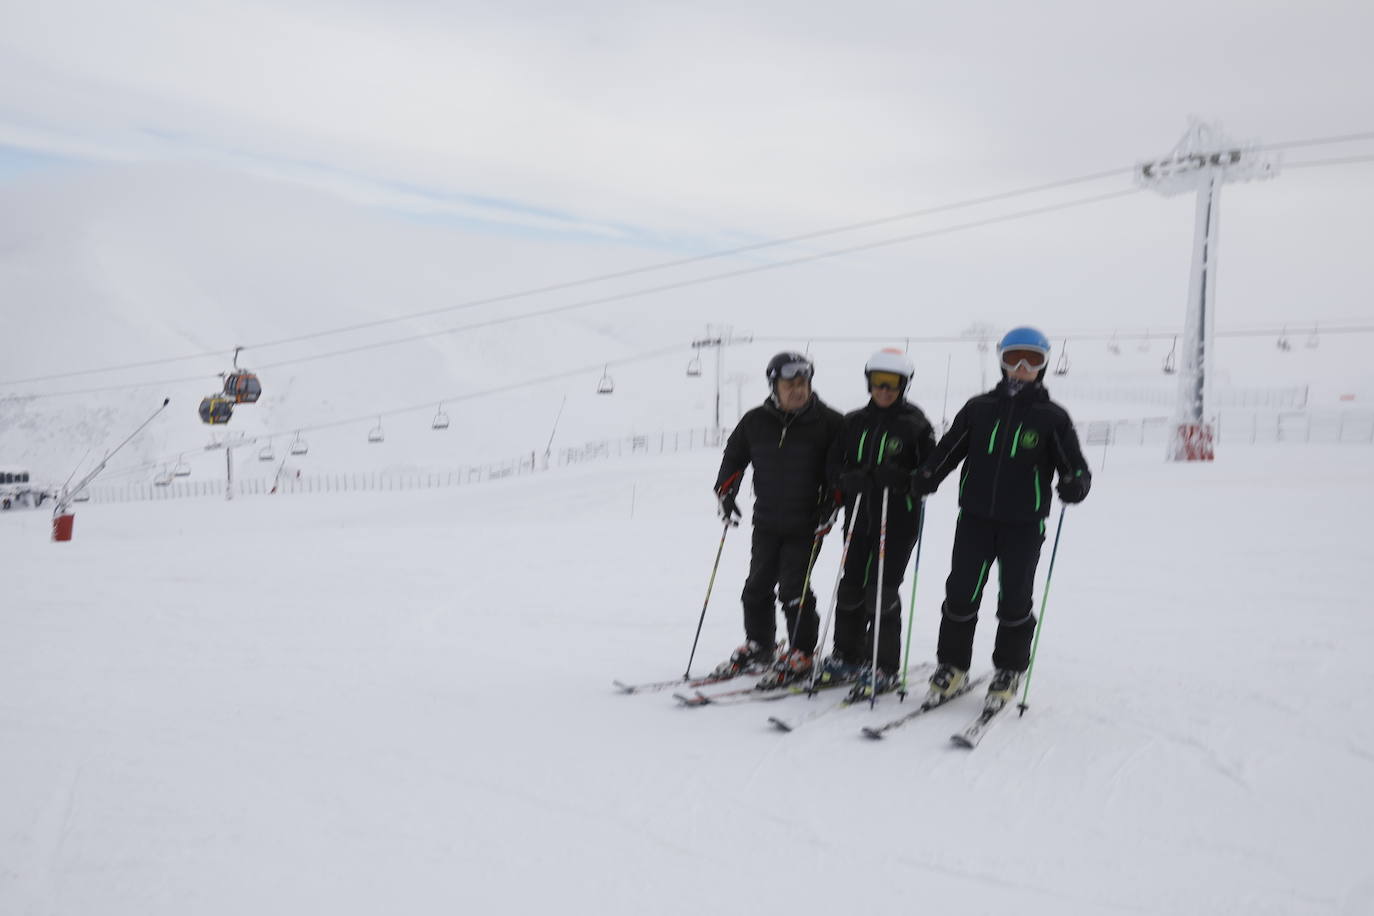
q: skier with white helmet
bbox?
[911,326,1091,710]
[711,352,845,685]
[813,348,937,697]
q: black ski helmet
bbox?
[765,351,813,384]
[765,351,814,408]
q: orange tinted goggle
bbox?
[869,371,904,390]
[1000,348,1047,371]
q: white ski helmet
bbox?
[864,348,914,395]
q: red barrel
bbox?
[52,513,75,542]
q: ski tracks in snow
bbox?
[3,762,82,915]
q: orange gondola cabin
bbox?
[223,370,262,404]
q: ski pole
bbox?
[807,490,862,693]
[1017,505,1067,717]
[867,485,891,708]
[786,532,824,652]
[898,497,927,700]
[684,521,731,680]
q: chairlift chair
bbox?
[1108,332,1121,355]
[597,365,615,395]
[1306,324,1319,349]
[432,403,451,430]
[686,355,702,378]
[1276,327,1292,352]
[153,467,174,487]
[1163,336,1178,375]
[258,443,275,462]
[289,433,309,456]
[1054,340,1069,377]
[173,455,192,477]
[368,418,385,443]
[198,395,234,425]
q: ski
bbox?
[767,691,854,731]
[676,676,852,709]
[769,664,936,732]
[613,671,748,695]
[859,673,989,740]
[675,682,814,707]
[950,697,1014,749]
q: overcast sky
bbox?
[2,0,1373,393]
[3,0,1373,240]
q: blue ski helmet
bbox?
[997,326,1051,356]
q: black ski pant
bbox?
[834,529,917,673]
[937,512,1045,673]
[741,524,820,654]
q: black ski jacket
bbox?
[827,399,937,540]
[919,381,1090,525]
[715,395,845,533]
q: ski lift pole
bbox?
[684,521,732,680]
[897,497,927,699]
[1017,506,1068,717]
[56,398,171,514]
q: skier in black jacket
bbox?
[712,352,845,685]
[818,349,936,697]
[912,327,1091,708]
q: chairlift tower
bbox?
[1137,119,1279,460]
[205,433,253,501]
[691,325,753,445]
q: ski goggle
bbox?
[773,361,813,381]
[999,348,1048,372]
[868,371,904,391]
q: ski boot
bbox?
[923,664,969,706]
[985,668,1023,711]
[847,666,899,703]
[755,648,813,690]
[710,640,775,679]
[813,653,863,689]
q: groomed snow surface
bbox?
[3,444,1372,915]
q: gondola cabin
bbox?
[223,371,262,404]
[198,396,235,425]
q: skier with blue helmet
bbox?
[910,326,1091,710]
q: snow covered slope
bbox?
[2,443,1371,915]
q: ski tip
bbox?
[767,717,792,732]
[673,692,708,707]
[612,680,636,694]
[950,734,976,749]
[860,727,885,740]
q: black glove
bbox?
[716,489,741,526]
[1057,471,1091,504]
[872,464,910,492]
[910,470,939,497]
[838,468,869,500]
